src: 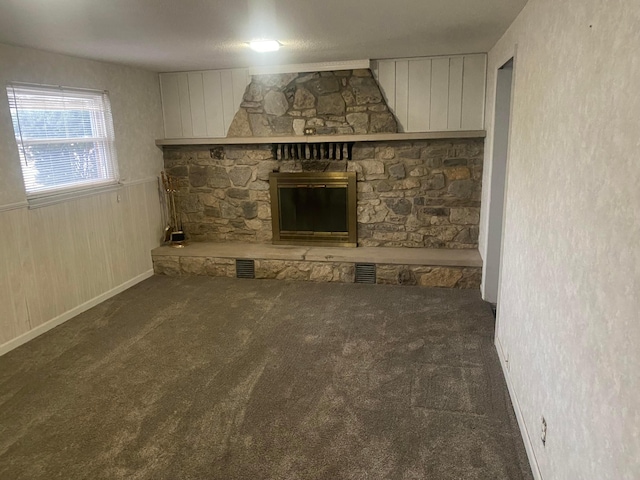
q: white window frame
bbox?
[6,83,120,207]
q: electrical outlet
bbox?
[541,416,547,446]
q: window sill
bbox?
[27,183,122,209]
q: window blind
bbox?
[6,84,119,197]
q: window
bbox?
[6,83,119,199]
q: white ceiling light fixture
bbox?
[248,40,281,52]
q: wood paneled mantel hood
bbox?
[157,56,487,147]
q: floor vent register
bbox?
[354,263,376,284]
[235,259,256,279]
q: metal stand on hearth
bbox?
[161,171,186,248]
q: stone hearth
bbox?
[152,243,482,288]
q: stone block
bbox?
[352,69,372,77]
[346,112,369,134]
[398,268,417,286]
[245,218,264,230]
[207,166,231,188]
[243,83,264,102]
[263,90,289,116]
[227,188,250,200]
[372,231,408,242]
[178,194,202,213]
[457,268,482,289]
[227,108,252,137]
[277,265,310,281]
[443,158,469,167]
[352,146,374,160]
[203,206,221,218]
[375,180,392,192]
[167,165,188,178]
[310,264,334,282]
[349,76,383,104]
[392,178,421,190]
[189,165,208,187]
[384,198,412,215]
[307,77,341,95]
[398,147,421,159]
[357,204,388,223]
[409,166,428,177]
[293,87,315,109]
[257,203,271,219]
[376,146,395,159]
[370,112,397,133]
[295,73,319,83]
[418,267,464,288]
[249,113,273,136]
[419,225,460,242]
[248,180,270,191]
[358,160,385,178]
[448,179,475,198]
[269,116,293,135]
[444,167,471,181]
[422,174,445,190]
[341,90,356,107]
[306,117,325,127]
[229,218,245,229]
[317,93,346,115]
[228,167,252,187]
[219,201,240,219]
[293,118,306,136]
[450,207,480,225]
[388,163,406,179]
[153,256,181,276]
[241,201,258,219]
[257,160,279,181]
[179,256,213,276]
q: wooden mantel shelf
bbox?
[155,130,486,147]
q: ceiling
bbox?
[0,0,527,73]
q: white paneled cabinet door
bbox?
[374,54,486,132]
[159,68,250,138]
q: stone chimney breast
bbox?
[227,69,398,137]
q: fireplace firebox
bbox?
[269,172,357,247]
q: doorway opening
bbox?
[484,58,514,304]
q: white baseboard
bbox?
[0,269,154,357]
[495,337,543,480]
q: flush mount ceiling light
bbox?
[248,40,281,52]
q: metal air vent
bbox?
[273,142,354,160]
[236,259,255,279]
[354,263,376,284]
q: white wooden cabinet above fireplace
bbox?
[158,54,486,140]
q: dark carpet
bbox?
[0,276,532,479]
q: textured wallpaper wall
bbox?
[480,0,640,478]
[0,43,164,205]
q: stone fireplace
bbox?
[164,138,482,248]
[154,68,484,289]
